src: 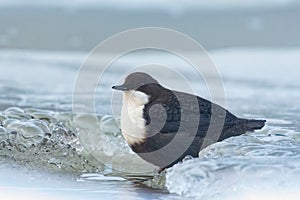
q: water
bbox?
[0,48,300,199]
[0,0,299,10]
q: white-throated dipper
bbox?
[112,72,266,171]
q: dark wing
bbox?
[143,90,243,141]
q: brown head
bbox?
[112,72,159,92]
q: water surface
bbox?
[0,48,300,199]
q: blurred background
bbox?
[1,0,300,51]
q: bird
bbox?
[112,72,266,171]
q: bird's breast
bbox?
[120,92,148,145]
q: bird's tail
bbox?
[245,119,266,131]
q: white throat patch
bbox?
[120,90,150,145]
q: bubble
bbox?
[55,112,74,123]
[7,121,45,147]
[4,107,29,120]
[29,119,50,133]
[73,113,99,130]
[182,155,194,162]
[99,115,120,136]
[0,126,8,141]
[29,110,58,123]
[0,113,7,123]
[48,158,62,169]
[2,119,19,128]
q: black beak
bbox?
[112,84,128,91]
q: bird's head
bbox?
[112,72,160,94]
[112,72,166,106]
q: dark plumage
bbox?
[112,72,266,170]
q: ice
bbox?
[0,106,155,174]
[166,156,300,200]
[0,107,101,173]
[166,131,300,199]
[79,173,126,181]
